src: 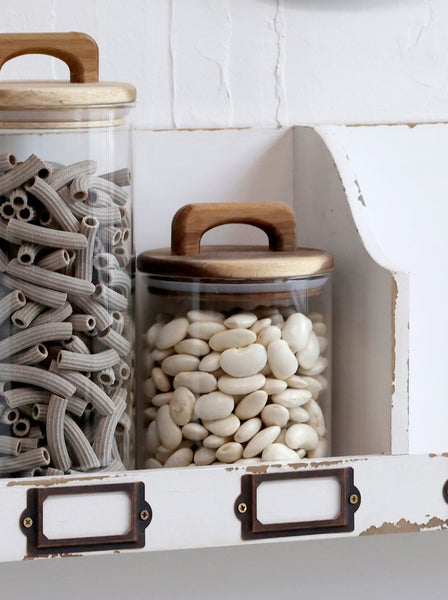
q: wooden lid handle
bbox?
[171,202,297,256]
[0,32,99,83]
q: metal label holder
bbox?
[20,481,152,557]
[235,467,360,540]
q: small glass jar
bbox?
[136,202,333,469]
[0,33,135,477]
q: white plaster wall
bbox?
[0,0,447,598]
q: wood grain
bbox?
[171,202,297,256]
[0,32,98,83]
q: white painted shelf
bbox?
[1,125,447,562]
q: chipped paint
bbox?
[354,179,366,206]
[7,474,118,487]
[361,516,448,536]
[391,275,398,398]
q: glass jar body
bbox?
[0,106,135,477]
[136,274,331,469]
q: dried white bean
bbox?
[174,338,210,356]
[243,426,281,458]
[261,443,300,461]
[282,313,312,352]
[219,343,267,377]
[285,423,319,451]
[209,328,256,352]
[223,312,257,329]
[272,388,312,408]
[187,321,226,340]
[195,391,234,421]
[156,318,189,350]
[234,390,268,420]
[218,373,265,396]
[234,417,262,443]
[169,386,195,426]
[203,414,240,437]
[261,404,289,427]
[216,442,243,463]
[267,339,298,380]
[156,405,182,450]
[173,371,217,394]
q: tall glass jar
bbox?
[0,33,135,477]
[136,202,333,469]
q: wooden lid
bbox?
[137,202,334,279]
[0,33,135,110]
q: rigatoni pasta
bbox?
[0,153,133,478]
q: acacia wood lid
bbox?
[0,33,135,110]
[137,202,334,279]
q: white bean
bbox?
[203,434,232,449]
[187,310,225,323]
[169,386,196,426]
[299,356,328,377]
[272,388,312,408]
[164,447,193,468]
[151,392,173,407]
[243,426,281,458]
[285,423,319,451]
[282,312,313,352]
[223,312,257,329]
[203,414,240,437]
[261,443,300,461]
[145,420,160,454]
[250,318,271,333]
[262,378,287,395]
[173,371,217,393]
[219,343,267,377]
[234,390,268,420]
[156,405,182,450]
[267,339,298,380]
[151,367,171,392]
[234,417,262,443]
[209,328,256,352]
[156,318,189,350]
[174,338,210,356]
[261,404,289,427]
[161,353,200,376]
[285,374,309,389]
[194,446,216,465]
[198,351,221,372]
[182,423,209,441]
[296,330,320,370]
[218,373,265,396]
[216,442,243,463]
[187,321,226,340]
[307,438,328,458]
[257,325,281,347]
[288,406,310,423]
[195,391,234,420]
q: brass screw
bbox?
[23,517,33,528]
[237,502,247,514]
[140,509,150,521]
[349,494,359,505]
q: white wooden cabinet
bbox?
[1,124,447,562]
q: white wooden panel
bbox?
[133,127,294,253]
[293,126,396,456]
[319,124,448,454]
[0,454,447,562]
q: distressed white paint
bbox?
[1,1,447,128]
[0,454,447,563]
